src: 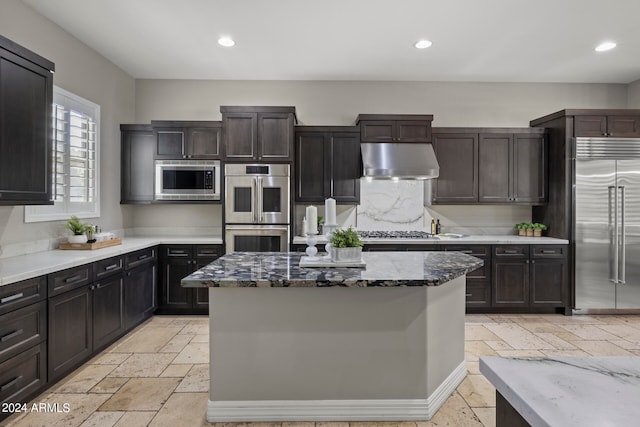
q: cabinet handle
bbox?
[1,376,22,392]
[525,260,530,264]
[1,329,24,342]
[104,263,120,271]
[90,285,96,290]
[465,293,472,297]
[138,254,149,260]
[64,274,85,283]
[541,250,556,254]
[504,250,518,254]
[460,250,473,254]
[0,293,24,304]
[531,260,536,264]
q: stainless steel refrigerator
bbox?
[574,138,640,312]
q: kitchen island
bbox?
[181,251,483,422]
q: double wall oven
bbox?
[224,164,290,253]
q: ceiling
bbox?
[22,0,640,84]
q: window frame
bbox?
[25,86,100,223]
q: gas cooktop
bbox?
[357,230,435,239]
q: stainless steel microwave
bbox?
[154,160,220,201]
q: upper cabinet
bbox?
[431,128,546,205]
[121,124,154,204]
[357,114,433,142]
[221,106,296,162]
[295,126,361,204]
[574,114,640,138]
[151,121,222,159]
[0,35,54,205]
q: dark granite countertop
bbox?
[181,251,483,288]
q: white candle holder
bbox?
[305,231,319,257]
[322,224,338,260]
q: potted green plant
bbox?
[515,223,528,236]
[329,226,364,262]
[525,223,535,237]
[531,223,547,237]
[65,215,89,243]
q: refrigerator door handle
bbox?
[619,185,626,284]
[608,186,618,283]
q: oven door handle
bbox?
[252,177,258,223]
[257,176,264,223]
[226,226,290,232]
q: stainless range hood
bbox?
[360,142,440,180]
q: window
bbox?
[25,86,100,222]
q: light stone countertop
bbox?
[0,236,223,287]
[292,234,569,245]
[181,251,483,288]
[480,356,640,427]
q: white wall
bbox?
[0,0,135,255]
[134,79,629,230]
[628,79,640,108]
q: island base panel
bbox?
[206,276,466,421]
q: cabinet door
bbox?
[574,115,607,137]
[330,133,360,203]
[360,121,395,142]
[159,258,192,311]
[48,285,92,382]
[121,127,155,203]
[125,262,156,329]
[607,115,640,137]
[513,133,546,203]
[0,301,46,364]
[295,132,327,202]
[0,45,53,205]
[92,275,124,350]
[0,341,46,406]
[258,112,294,160]
[192,245,222,311]
[223,112,257,160]
[492,259,529,307]
[187,126,221,158]
[530,258,567,306]
[155,128,185,158]
[396,120,431,142]
[479,134,512,203]
[432,133,478,203]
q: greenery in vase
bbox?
[531,223,547,231]
[65,215,88,235]
[515,223,528,231]
[330,226,364,248]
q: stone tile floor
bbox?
[4,314,640,427]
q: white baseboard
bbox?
[207,361,467,422]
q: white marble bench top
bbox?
[480,356,640,427]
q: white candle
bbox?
[325,197,337,225]
[306,206,317,234]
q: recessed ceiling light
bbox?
[218,37,235,47]
[414,39,432,49]
[595,41,616,52]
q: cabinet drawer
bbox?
[444,245,491,257]
[195,245,222,258]
[0,276,45,316]
[0,301,46,364]
[494,245,529,258]
[162,245,192,259]
[465,281,491,307]
[47,265,92,297]
[93,256,124,280]
[125,247,156,270]
[531,245,567,258]
[0,341,46,405]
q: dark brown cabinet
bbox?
[221,106,296,161]
[158,244,222,314]
[0,35,54,206]
[124,247,157,329]
[357,114,433,143]
[432,132,479,203]
[479,132,546,204]
[444,245,491,308]
[574,114,640,137]
[431,128,546,205]
[295,127,361,204]
[121,124,155,204]
[152,120,222,159]
[92,274,124,351]
[492,245,568,310]
[0,276,47,410]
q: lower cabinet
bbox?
[492,245,568,312]
[92,274,124,352]
[157,244,222,314]
[444,245,492,308]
